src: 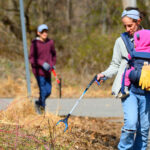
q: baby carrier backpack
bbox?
[121,30,150,94]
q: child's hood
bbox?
[134,29,150,52]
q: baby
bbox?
[120,29,150,98]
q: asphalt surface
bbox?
[45,98,123,117]
[0,98,123,117]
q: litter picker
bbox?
[51,68,62,98]
[51,68,60,84]
[56,75,107,132]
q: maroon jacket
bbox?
[29,38,56,77]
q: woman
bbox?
[97,7,150,149]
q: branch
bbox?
[1,16,22,40]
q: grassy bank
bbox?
[0,73,113,98]
[0,96,122,149]
[0,54,113,98]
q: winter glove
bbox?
[52,66,56,69]
[42,62,51,71]
[139,64,150,90]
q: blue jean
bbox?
[118,91,150,150]
[36,76,52,108]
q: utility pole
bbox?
[19,0,31,97]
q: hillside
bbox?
[0,0,150,97]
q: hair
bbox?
[125,7,144,22]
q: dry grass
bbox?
[0,69,121,149]
[0,54,112,98]
[0,96,122,149]
[0,96,66,149]
[0,75,112,98]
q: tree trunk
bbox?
[101,1,107,34]
[122,0,137,9]
[66,0,72,33]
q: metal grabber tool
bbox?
[51,68,60,84]
[56,75,107,132]
[51,68,62,98]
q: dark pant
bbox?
[36,76,52,108]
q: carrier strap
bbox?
[121,32,134,57]
[120,32,134,95]
[121,68,127,95]
[132,51,150,59]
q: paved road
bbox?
[0,98,123,117]
[46,98,123,117]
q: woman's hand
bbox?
[97,73,105,82]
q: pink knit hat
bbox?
[134,29,150,52]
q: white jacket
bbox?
[102,37,129,97]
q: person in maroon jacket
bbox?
[29,24,56,114]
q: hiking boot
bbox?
[34,101,45,115]
[39,106,45,114]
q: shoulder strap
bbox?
[121,32,134,57]
[132,51,150,59]
[120,32,133,95]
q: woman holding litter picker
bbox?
[29,24,56,114]
[97,7,150,150]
